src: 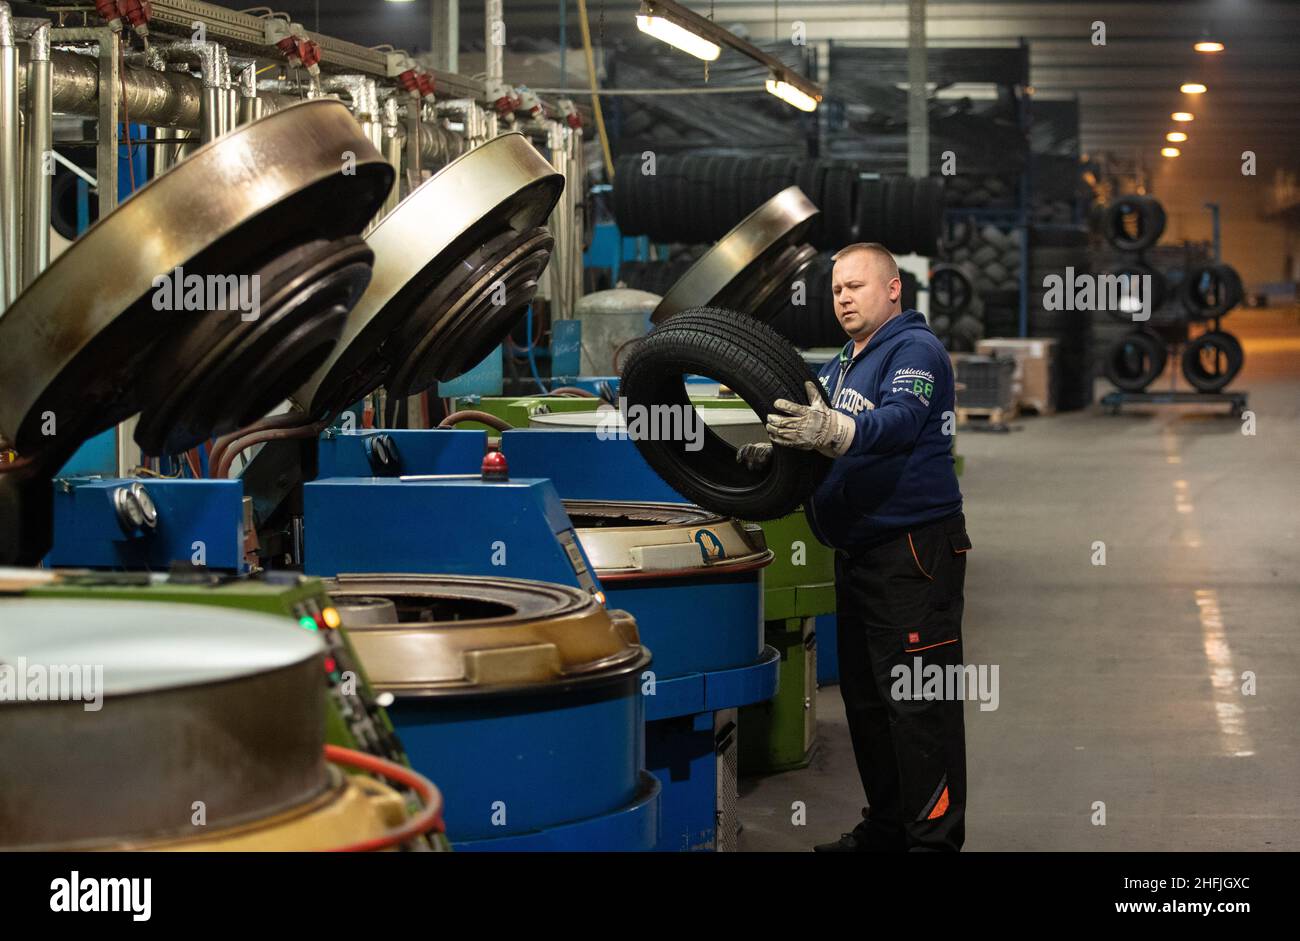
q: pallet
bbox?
[1015,398,1055,417]
[1100,389,1248,417]
[957,404,1017,430]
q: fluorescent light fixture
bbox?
[1166,131,1188,143]
[1180,82,1208,94]
[1172,112,1194,122]
[1194,41,1224,53]
[634,0,822,104]
[766,77,818,112]
[1161,147,1181,158]
[636,13,721,61]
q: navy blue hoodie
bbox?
[804,309,962,551]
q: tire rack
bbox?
[1101,238,1247,415]
[1100,309,1248,418]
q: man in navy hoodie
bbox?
[739,242,971,852]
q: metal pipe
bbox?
[26,51,463,165]
[19,19,51,288]
[0,3,20,306]
[322,74,378,142]
[94,30,119,225]
[381,93,402,217]
[235,61,261,125]
[148,40,230,143]
[403,94,421,195]
[485,0,504,88]
[153,125,179,175]
[907,0,928,178]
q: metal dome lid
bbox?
[293,132,565,418]
[0,598,323,697]
[0,99,392,457]
[651,185,819,325]
[0,598,329,848]
[324,574,648,698]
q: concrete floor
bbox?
[738,307,1300,851]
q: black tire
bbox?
[1105,330,1167,392]
[1103,195,1166,251]
[884,176,914,256]
[619,306,832,520]
[1180,330,1243,392]
[911,177,946,256]
[941,214,976,254]
[819,164,856,249]
[930,262,979,317]
[1181,263,1244,320]
[854,176,887,243]
[1103,262,1168,322]
[613,154,641,235]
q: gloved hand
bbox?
[766,381,856,457]
[735,441,773,471]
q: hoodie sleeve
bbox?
[843,340,947,457]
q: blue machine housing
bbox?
[304,457,658,850]
[303,476,601,597]
[316,428,487,478]
[392,679,658,849]
[502,428,780,851]
[48,477,245,571]
[310,426,780,851]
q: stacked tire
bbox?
[1094,195,1245,393]
[927,262,985,353]
[943,173,1018,210]
[612,153,946,256]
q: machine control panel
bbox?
[290,594,409,768]
[557,528,601,598]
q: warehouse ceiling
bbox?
[218,0,1300,171]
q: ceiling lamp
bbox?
[1180,83,1208,94]
[1194,41,1224,53]
[1172,112,1194,122]
[635,5,720,61]
[765,75,818,112]
[1161,147,1181,158]
[635,0,822,108]
[1166,131,1188,143]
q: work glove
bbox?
[766,381,856,457]
[735,441,773,471]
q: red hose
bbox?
[209,412,316,478]
[437,410,514,432]
[214,418,329,480]
[322,744,445,852]
[549,386,596,398]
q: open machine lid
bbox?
[0,99,393,460]
[293,132,565,418]
[651,185,819,325]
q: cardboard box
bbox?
[976,338,1058,415]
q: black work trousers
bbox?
[834,511,971,852]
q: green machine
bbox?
[10,568,408,768]
[739,510,836,774]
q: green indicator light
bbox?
[298,615,318,631]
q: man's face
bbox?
[831,251,901,341]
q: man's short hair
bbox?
[832,242,900,280]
